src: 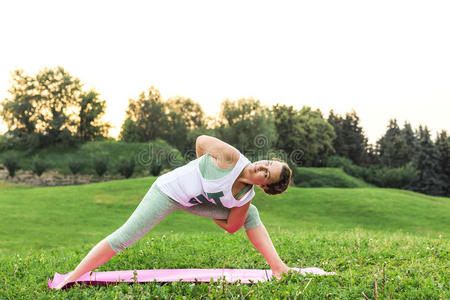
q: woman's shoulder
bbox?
[213,148,242,169]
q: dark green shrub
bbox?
[93,155,109,177]
[150,162,162,176]
[326,156,365,178]
[117,157,135,178]
[364,163,419,189]
[68,158,85,175]
[327,155,419,189]
[3,153,20,178]
[31,158,51,177]
[0,135,20,152]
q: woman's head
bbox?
[247,158,292,195]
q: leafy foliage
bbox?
[77,90,111,142]
[1,67,110,149]
[326,156,418,189]
[435,130,450,195]
[2,152,20,178]
[214,98,278,160]
[376,120,418,168]
[164,96,206,153]
[117,157,135,178]
[120,90,206,154]
[272,104,335,166]
[31,158,51,177]
[410,126,446,195]
[0,70,38,136]
[68,158,85,175]
[120,87,168,142]
[327,110,368,165]
[93,154,109,177]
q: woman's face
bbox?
[248,160,284,189]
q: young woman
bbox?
[55,135,293,289]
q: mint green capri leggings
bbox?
[106,184,261,253]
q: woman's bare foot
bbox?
[271,265,294,278]
[54,279,72,290]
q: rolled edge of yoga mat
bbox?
[48,267,337,289]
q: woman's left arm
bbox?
[196,135,239,163]
[213,202,251,233]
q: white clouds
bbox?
[0,0,449,142]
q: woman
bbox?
[55,135,293,290]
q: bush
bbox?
[31,158,51,177]
[150,162,162,176]
[326,156,365,178]
[117,157,135,178]
[364,163,419,189]
[93,155,109,177]
[3,153,20,178]
[0,135,20,152]
[326,156,419,189]
[68,158,85,175]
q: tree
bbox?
[164,96,206,152]
[216,98,278,160]
[272,105,335,167]
[327,110,368,165]
[377,119,408,168]
[1,70,38,137]
[435,130,450,196]
[119,118,141,142]
[120,86,168,142]
[409,126,445,195]
[400,122,419,164]
[35,67,82,144]
[77,90,111,142]
[1,67,110,148]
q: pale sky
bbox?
[0,0,449,144]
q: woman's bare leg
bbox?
[54,184,180,290]
[245,223,290,277]
[54,238,116,289]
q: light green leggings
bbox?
[106,183,261,253]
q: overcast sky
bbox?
[0,0,449,143]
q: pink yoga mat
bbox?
[48,268,336,289]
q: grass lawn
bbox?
[0,178,448,299]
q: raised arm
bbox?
[195,135,239,163]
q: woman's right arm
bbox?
[195,135,239,163]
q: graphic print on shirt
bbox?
[188,191,224,206]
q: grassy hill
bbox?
[0,179,448,298]
[294,167,372,188]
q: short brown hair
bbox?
[264,159,292,195]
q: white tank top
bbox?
[155,153,255,208]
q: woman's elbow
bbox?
[196,135,206,156]
[227,224,244,234]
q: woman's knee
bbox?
[244,204,262,230]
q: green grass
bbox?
[0,179,448,299]
[295,167,372,188]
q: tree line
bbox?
[1,66,449,196]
